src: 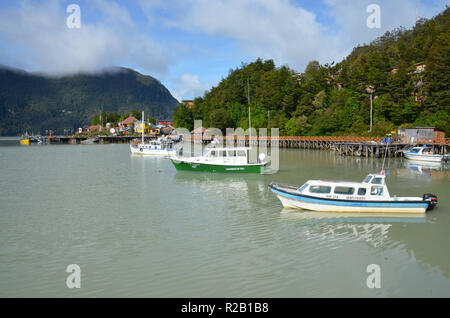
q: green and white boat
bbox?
[172,78,270,173]
[170,146,269,174]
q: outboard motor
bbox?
[423,193,438,210]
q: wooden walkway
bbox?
[46,134,450,158]
[186,135,450,158]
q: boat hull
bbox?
[171,159,265,173]
[404,153,443,162]
[270,186,429,214]
[130,145,175,157]
[19,138,30,145]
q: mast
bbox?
[141,111,144,145]
[247,78,251,144]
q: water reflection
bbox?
[395,159,450,184]
[173,172,267,199]
[279,209,426,248]
[404,160,446,172]
[1,143,449,296]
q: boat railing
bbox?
[269,182,301,192]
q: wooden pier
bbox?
[45,134,450,158]
[46,135,155,144]
[186,135,450,158]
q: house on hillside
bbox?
[414,62,426,73]
[326,69,342,84]
[119,114,138,133]
[181,100,194,109]
[135,121,151,134]
[158,120,174,126]
[398,127,445,143]
[191,126,207,134]
[86,125,103,133]
[161,125,175,135]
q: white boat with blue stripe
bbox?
[130,137,177,156]
[269,173,437,214]
[404,144,450,162]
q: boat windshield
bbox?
[409,148,420,153]
[297,183,309,192]
[371,177,383,184]
[363,175,373,183]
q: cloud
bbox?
[323,0,446,48]
[139,0,346,73]
[139,0,447,73]
[0,0,169,76]
[169,74,212,101]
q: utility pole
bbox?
[99,110,102,136]
[370,92,373,133]
[366,86,375,133]
[247,78,251,142]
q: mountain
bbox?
[173,7,449,136]
[0,66,179,135]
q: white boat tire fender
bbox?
[259,153,266,162]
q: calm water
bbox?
[1,137,449,297]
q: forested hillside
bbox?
[0,67,178,135]
[173,7,449,136]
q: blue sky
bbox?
[0,0,448,101]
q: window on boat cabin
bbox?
[370,186,384,196]
[219,150,226,157]
[237,150,247,157]
[422,147,432,153]
[410,148,420,153]
[227,150,236,157]
[209,150,217,157]
[309,185,332,194]
[363,175,372,183]
[334,186,355,195]
[357,188,367,196]
[298,183,309,192]
[371,177,383,184]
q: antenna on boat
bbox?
[380,135,390,174]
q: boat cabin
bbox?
[137,138,174,150]
[407,145,434,155]
[203,147,250,165]
[296,174,391,201]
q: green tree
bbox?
[173,103,194,131]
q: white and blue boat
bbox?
[269,173,437,214]
[130,137,177,157]
[404,144,449,162]
[129,110,177,157]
